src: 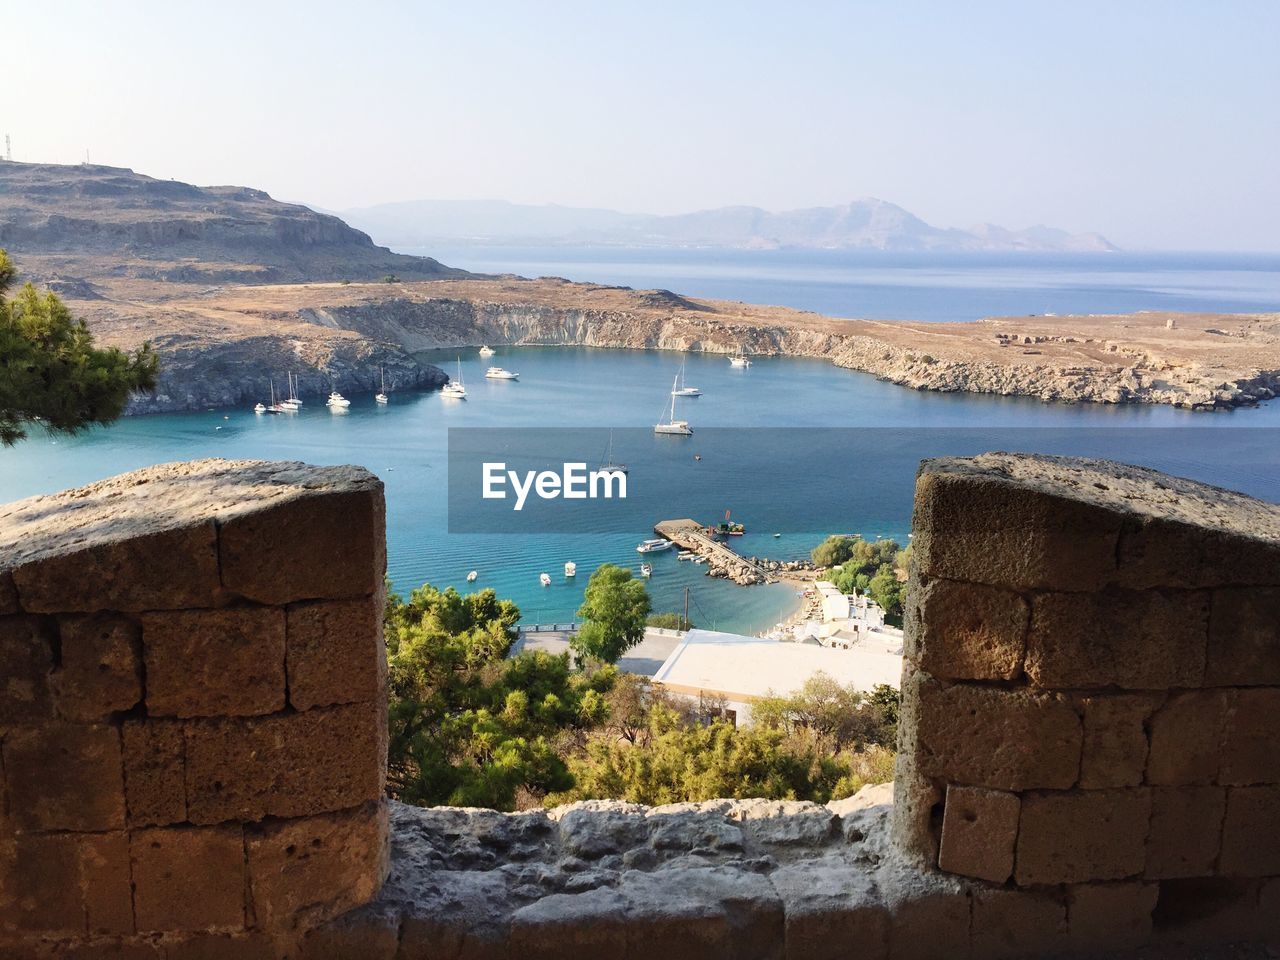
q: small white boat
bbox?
[640,563,652,578]
[479,345,496,357]
[281,372,302,409]
[655,375,693,435]
[264,379,288,413]
[598,429,627,474]
[729,344,752,368]
[466,570,478,582]
[539,572,552,586]
[326,391,351,408]
[677,551,696,561]
[442,357,467,399]
[671,361,701,397]
[485,366,519,380]
[375,367,389,405]
[636,539,674,553]
[564,562,577,578]
[253,402,266,414]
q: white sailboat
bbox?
[265,378,287,414]
[729,347,751,368]
[280,372,301,410]
[671,361,701,397]
[375,367,389,404]
[485,366,519,380]
[598,429,627,474]
[654,375,693,435]
[442,357,467,399]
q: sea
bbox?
[4,249,1279,633]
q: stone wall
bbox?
[0,460,390,957]
[896,453,1280,950]
[3,453,1278,959]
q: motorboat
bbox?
[654,375,693,435]
[466,570,478,582]
[326,391,351,408]
[442,357,467,398]
[640,563,652,578]
[479,345,496,357]
[539,572,552,586]
[253,402,267,414]
[671,361,701,397]
[564,561,576,577]
[375,367,389,404]
[485,366,519,380]
[636,539,674,553]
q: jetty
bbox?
[654,518,777,585]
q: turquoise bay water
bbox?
[4,251,1279,632]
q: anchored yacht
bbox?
[654,375,693,435]
[442,358,467,398]
[485,366,519,380]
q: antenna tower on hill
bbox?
[4,135,10,162]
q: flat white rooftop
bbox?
[652,628,902,703]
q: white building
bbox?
[651,628,903,726]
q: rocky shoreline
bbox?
[62,278,1280,415]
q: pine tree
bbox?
[0,249,158,445]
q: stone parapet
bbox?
[0,459,389,956]
[896,453,1280,946]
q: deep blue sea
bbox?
[4,250,1278,632]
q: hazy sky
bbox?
[8,1,1279,250]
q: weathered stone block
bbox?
[185,701,384,824]
[1116,511,1280,591]
[937,785,1019,884]
[1151,876,1264,947]
[246,801,388,933]
[508,886,629,960]
[1145,786,1226,879]
[121,719,187,827]
[81,832,135,936]
[1146,690,1228,786]
[10,523,222,614]
[56,940,164,959]
[0,569,18,614]
[1220,687,1280,786]
[771,858,889,960]
[299,903,402,960]
[1025,589,1208,689]
[286,596,384,711]
[54,615,142,721]
[912,462,1122,592]
[0,833,83,934]
[130,825,246,933]
[1066,882,1157,953]
[219,484,385,605]
[0,614,53,722]
[885,888,971,960]
[1079,693,1159,789]
[1218,785,1280,877]
[2,722,125,831]
[163,932,278,960]
[1014,789,1152,885]
[911,579,1028,681]
[970,887,1066,960]
[890,759,943,866]
[1206,587,1280,685]
[914,678,1082,791]
[142,607,285,718]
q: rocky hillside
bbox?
[0,160,470,283]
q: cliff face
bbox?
[0,161,470,283]
[288,288,1280,410]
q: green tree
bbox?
[646,611,692,630]
[0,250,158,445]
[385,582,615,809]
[572,564,651,664]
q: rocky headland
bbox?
[3,160,1277,413]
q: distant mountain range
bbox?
[340,197,1119,253]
